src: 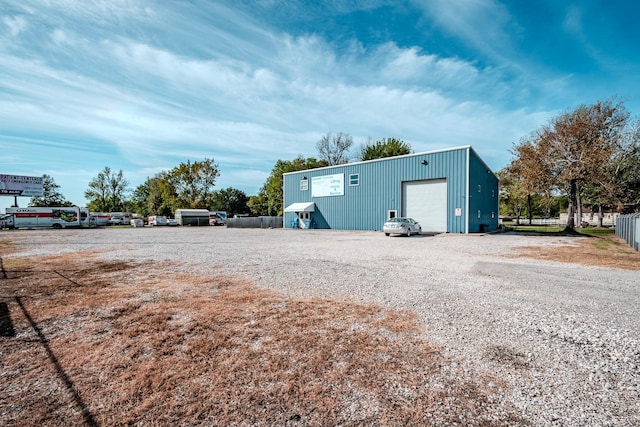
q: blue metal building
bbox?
[282,146,499,233]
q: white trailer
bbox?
[148,215,168,226]
[1,207,82,229]
[91,212,112,226]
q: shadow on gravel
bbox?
[0,301,15,336]
[495,229,596,238]
[383,232,441,238]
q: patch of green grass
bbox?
[578,228,615,236]
[503,225,564,233]
[503,223,615,236]
[591,237,616,251]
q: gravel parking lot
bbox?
[4,227,640,426]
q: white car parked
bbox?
[383,217,422,237]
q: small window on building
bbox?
[491,211,495,219]
[492,189,495,198]
[388,210,397,219]
[478,210,481,219]
[300,179,308,191]
[478,185,482,193]
[349,173,360,186]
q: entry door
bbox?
[298,212,312,228]
[402,179,447,232]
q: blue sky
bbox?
[1,0,639,211]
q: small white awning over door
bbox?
[284,202,315,212]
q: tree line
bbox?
[32,97,638,228]
[28,136,410,218]
[29,160,248,219]
[91,159,249,219]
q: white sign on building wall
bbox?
[312,173,344,197]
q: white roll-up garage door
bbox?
[402,179,448,232]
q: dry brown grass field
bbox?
[513,233,640,270]
[1,232,637,426]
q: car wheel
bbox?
[406,228,411,237]
[385,233,390,236]
[52,223,62,229]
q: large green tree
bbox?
[129,181,151,218]
[607,118,640,213]
[497,168,528,223]
[358,137,412,161]
[168,158,220,209]
[510,99,630,229]
[129,174,176,218]
[210,187,249,218]
[29,174,74,207]
[85,167,130,212]
[250,156,328,216]
[247,192,269,216]
[131,172,177,217]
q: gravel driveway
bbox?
[4,227,640,426]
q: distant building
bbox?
[559,211,619,227]
[175,209,210,226]
[283,145,499,233]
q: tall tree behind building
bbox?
[316,132,353,165]
[510,98,631,229]
[358,137,412,161]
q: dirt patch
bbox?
[511,234,640,270]
[0,250,527,426]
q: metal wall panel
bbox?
[467,148,500,232]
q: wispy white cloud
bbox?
[562,5,615,71]
[1,0,561,208]
[3,15,28,37]
[416,0,518,63]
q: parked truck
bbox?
[209,211,227,226]
[106,212,131,226]
[0,206,82,229]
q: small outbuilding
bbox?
[282,145,499,233]
[175,209,210,226]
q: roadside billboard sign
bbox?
[0,174,44,197]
